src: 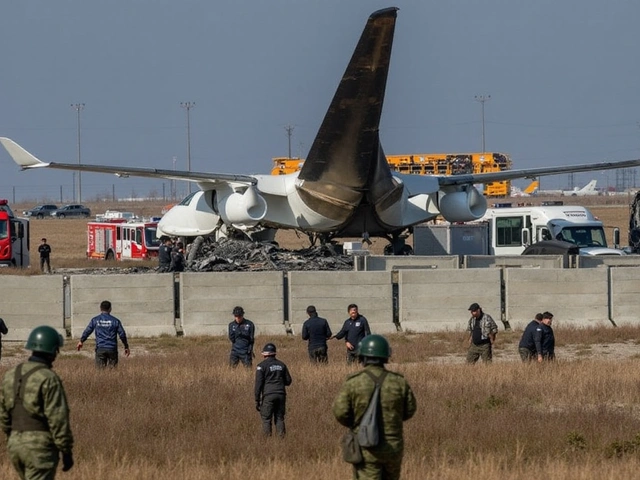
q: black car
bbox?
[50,204,91,218]
[23,204,59,219]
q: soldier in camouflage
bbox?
[0,325,74,479]
[332,334,417,480]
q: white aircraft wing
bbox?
[437,159,640,187]
[0,137,257,186]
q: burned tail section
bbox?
[296,7,402,230]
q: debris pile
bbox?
[187,237,354,272]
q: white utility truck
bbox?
[414,204,623,256]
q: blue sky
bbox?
[1,1,639,202]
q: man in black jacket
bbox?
[518,313,543,361]
[254,343,292,437]
[301,305,332,363]
[334,304,371,364]
[534,311,555,361]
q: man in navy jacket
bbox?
[77,300,130,368]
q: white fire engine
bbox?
[87,220,160,260]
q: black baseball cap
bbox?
[468,303,480,311]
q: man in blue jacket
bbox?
[77,300,130,368]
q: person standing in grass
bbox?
[534,311,555,361]
[254,343,292,437]
[0,325,74,478]
[518,313,543,361]
[333,334,417,480]
[0,317,7,361]
[466,302,498,364]
[38,237,52,273]
[301,305,332,363]
[333,304,371,364]
[228,306,255,368]
[77,300,130,368]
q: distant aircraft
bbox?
[562,180,599,196]
[2,8,640,254]
[511,180,539,197]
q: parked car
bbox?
[22,204,59,219]
[50,204,91,218]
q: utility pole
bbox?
[284,125,294,158]
[71,103,85,202]
[180,101,195,194]
[474,95,491,153]
[171,156,177,201]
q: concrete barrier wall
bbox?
[578,256,640,268]
[288,271,394,335]
[364,255,459,271]
[465,255,564,269]
[610,267,640,325]
[398,269,502,332]
[70,274,175,338]
[180,271,285,336]
[505,268,610,329]
[1,276,65,341]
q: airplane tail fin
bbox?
[297,7,400,223]
[581,180,597,192]
[523,180,539,195]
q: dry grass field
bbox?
[2,327,640,479]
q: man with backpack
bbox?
[332,334,417,480]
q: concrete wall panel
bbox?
[1,276,65,341]
[288,271,394,336]
[364,255,459,271]
[398,269,502,332]
[466,255,563,269]
[610,267,640,325]
[180,272,286,336]
[70,274,175,338]
[505,269,609,328]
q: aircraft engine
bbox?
[220,186,268,227]
[438,186,487,222]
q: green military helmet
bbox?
[357,334,391,360]
[25,325,64,355]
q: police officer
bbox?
[0,325,74,479]
[518,313,543,361]
[157,237,173,272]
[254,343,292,437]
[77,300,130,368]
[228,306,255,367]
[534,311,555,361]
[332,335,417,480]
[301,305,332,363]
[333,304,371,364]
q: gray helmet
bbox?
[357,334,390,360]
[232,306,244,316]
[261,343,277,355]
[25,325,64,355]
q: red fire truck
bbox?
[0,199,30,267]
[87,220,160,260]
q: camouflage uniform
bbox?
[0,358,74,480]
[332,364,417,480]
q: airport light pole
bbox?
[474,95,491,153]
[284,124,294,158]
[180,101,195,194]
[71,103,85,202]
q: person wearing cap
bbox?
[228,306,255,368]
[334,304,371,364]
[518,313,543,361]
[0,325,75,478]
[157,237,173,272]
[333,334,417,480]
[254,343,292,437]
[466,302,498,363]
[77,300,130,368]
[301,305,332,363]
[534,311,555,361]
